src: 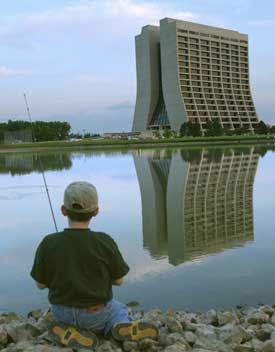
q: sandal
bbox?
[48,321,98,350]
[111,321,158,342]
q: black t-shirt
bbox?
[30,228,129,307]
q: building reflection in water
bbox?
[134,147,259,265]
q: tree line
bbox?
[0,120,71,143]
[178,119,275,138]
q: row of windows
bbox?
[177,30,248,44]
[180,80,249,88]
[183,92,253,100]
[178,43,248,56]
[180,73,249,82]
[184,98,254,106]
[182,85,251,92]
[181,72,249,81]
[180,61,247,69]
[179,65,249,75]
[178,55,248,67]
[178,49,248,61]
[185,104,253,111]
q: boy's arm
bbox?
[112,277,124,286]
[109,239,129,284]
[31,239,49,289]
[36,282,47,289]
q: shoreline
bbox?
[1,304,275,351]
[0,136,274,154]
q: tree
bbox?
[254,120,269,135]
[204,120,215,137]
[0,120,71,144]
[212,119,223,136]
[239,125,251,135]
[163,128,172,138]
[180,122,190,137]
[223,126,234,136]
[190,121,202,137]
[180,121,202,137]
[153,130,160,139]
[204,119,223,137]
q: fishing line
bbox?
[23,93,58,232]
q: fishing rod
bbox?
[23,93,58,232]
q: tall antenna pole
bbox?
[23,93,58,232]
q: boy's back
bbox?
[31,228,129,308]
[31,181,157,349]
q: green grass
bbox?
[0,134,274,150]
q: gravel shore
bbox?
[1,304,275,351]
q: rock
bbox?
[142,310,164,328]
[165,317,183,333]
[166,309,177,317]
[4,321,42,343]
[27,309,44,321]
[158,333,184,347]
[262,340,275,352]
[184,331,196,345]
[0,313,21,325]
[185,323,198,332]
[123,341,138,351]
[232,343,254,352]
[183,313,199,324]
[194,336,231,352]
[250,338,265,352]
[256,324,275,341]
[96,341,122,352]
[195,325,217,340]
[217,310,238,326]
[260,306,274,316]
[202,309,218,325]
[126,301,140,308]
[247,311,270,325]
[0,326,8,346]
[219,325,249,345]
[271,315,275,326]
[35,311,54,332]
[138,338,158,350]
[163,341,190,351]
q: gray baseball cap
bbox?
[64,181,98,213]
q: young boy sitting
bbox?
[30,181,157,349]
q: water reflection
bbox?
[134,147,259,265]
[0,152,72,175]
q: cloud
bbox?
[0,0,200,49]
[0,66,31,77]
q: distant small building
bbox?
[103,131,154,139]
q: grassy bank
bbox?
[0,134,274,153]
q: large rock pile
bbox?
[1,305,275,351]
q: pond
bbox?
[0,145,275,315]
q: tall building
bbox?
[133,18,258,133]
[134,147,259,265]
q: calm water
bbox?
[0,146,275,316]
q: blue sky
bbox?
[0,0,274,133]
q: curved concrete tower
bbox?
[132,26,163,132]
[132,18,259,133]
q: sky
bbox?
[0,0,274,133]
